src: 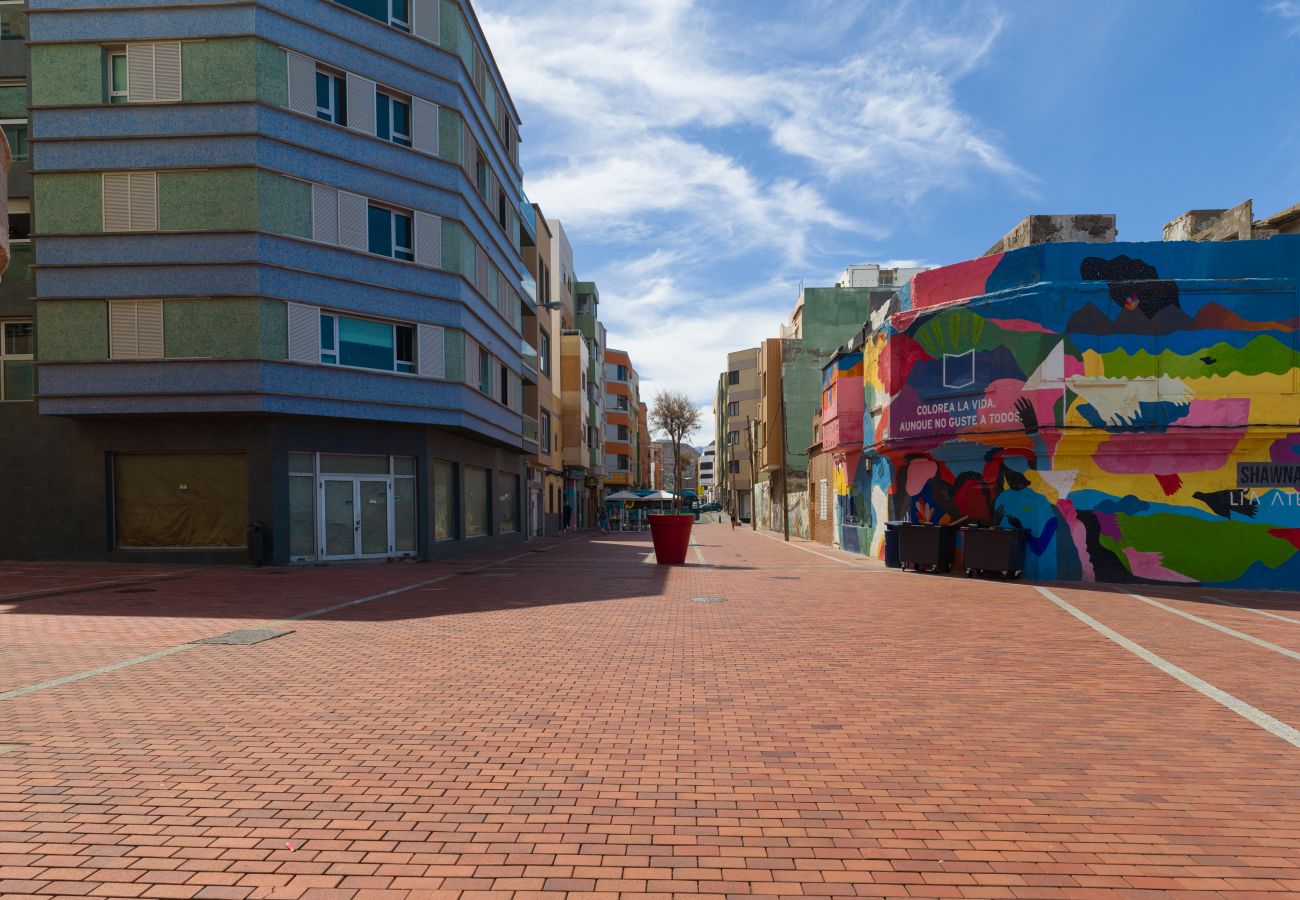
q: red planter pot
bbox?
[648,514,694,565]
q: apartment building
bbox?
[603,348,639,489]
[754,338,784,530]
[715,347,759,521]
[698,441,715,501]
[523,203,565,537]
[21,0,539,564]
[637,400,650,487]
[575,281,605,523]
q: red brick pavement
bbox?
[1,524,1299,899]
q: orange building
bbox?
[602,348,639,489]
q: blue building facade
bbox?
[25,0,542,563]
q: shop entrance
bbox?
[321,477,394,560]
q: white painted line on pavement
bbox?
[0,645,195,701]
[1,541,573,702]
[1122,591,1300,662]
[1036,586,1300,749]
[1205,595,1300,626]
[752,528,864,567]
[691,542,706,564]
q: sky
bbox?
[476,0,1300,421]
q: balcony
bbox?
[520,272,537,306]
[519,189,537,244]
[520,339,539,385]
[522,415,539,454]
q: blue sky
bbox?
[477,0,1300,411]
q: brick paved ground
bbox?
[2,525,1299,899]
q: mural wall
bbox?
[855,237,1300,589]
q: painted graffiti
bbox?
[846,237,1300,589]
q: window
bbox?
[337,0,410,31]
[107,50,127,102]
[465,466,489,537]
[367,205,413,261]
[434,460,456,541]
[319,312,414,373]
[498,473,519,534]
[819,479,829,520]
[499,362,509,405]
[475,153,490,202]
[108,300,163,359]
[727,401,739,417]
[730,460,740,474]
[540,411,552,451]
[1,319,33,402]
[539,330,551,376]
[616,395,628,411]
[288,452,315,560]
[616,364,629,381]
[617,424,629,441]
[478,346,491,394]
[375,91,411,147]
[1,2,27,42]
[618,454,630,471]
[728,369,740,385]
[728,430,740,445]
[102,171,158,231]
[1,121,26,161]
[316,69,347,124]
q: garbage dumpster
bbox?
[883,521,905,569]
[960,526,1028,579]
[896,523,956,573]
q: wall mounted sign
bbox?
[1236,463,1300,490]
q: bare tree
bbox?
[649,390,702,513]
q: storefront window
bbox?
[394,470,416,553]
[498,473,519,534]
[465,466,489,537]
[114,453,248,548]
[434,461,455,541]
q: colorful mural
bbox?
[855,237,1300,589]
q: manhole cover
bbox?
[113,588,158,594]
[193,628,294,646]
[692,597,727,603]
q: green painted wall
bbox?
[183,39,260,102]
[159,169,258,231]
[164,298,285,359]
[40,170,307,235]
[37,300,108,361]
[35,173,101,234]
[259,172,311,238]
[31,44,101,106]
[32,39,282,107]
[439,107,462,163]
[445,328,465,382]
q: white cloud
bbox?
[1268,0,1300,31]
[477,0,1019,404]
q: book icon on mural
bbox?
[943,350,976,389]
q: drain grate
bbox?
[113,588,158,594]
[692,597,727,603]
[193,628,294,646]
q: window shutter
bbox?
[126,43,155,103]
[337,191,368,251]
[108,301,138,359]
[475,246,488,296]
[414,211,441,267]
[462,126,477,178]
[411,97,439,155]
[286,51,317,115]
[345,73,376,134]
[509,371,522,411]
[287,303,319,362]
[135,300,164,358]
[152,42,182,102]
[417,324,444,378]
[311,184,339,244]
[102,173,132,232]
[128,172,157,231]
[464,336,479,385]
[412,0,439,42]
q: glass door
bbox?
[320,477,394,559]
[322,478,359,559]
[358,479,393,557]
